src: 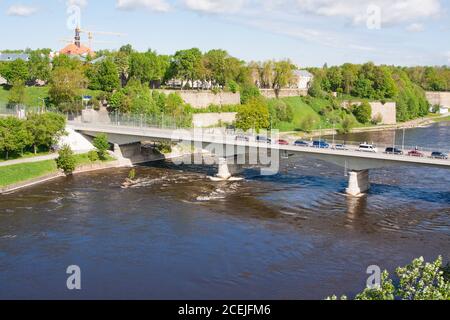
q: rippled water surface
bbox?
[0,123,449,299]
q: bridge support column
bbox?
[346,170,369,197]
[216,157,231,180]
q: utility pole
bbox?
[402,127,406,151]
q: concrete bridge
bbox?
[68,122,450,196]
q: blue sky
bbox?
[0,0,449,67]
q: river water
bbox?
[0,122,449,299]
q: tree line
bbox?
[308,62,430,122]
[0,113,66,160]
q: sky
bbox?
[0,0,449,67]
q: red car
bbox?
[408,150,424,157]
[276,139,289,145]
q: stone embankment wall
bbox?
[425,91,450,108]
[259,89,308,99]
[342,101,397,125]
[192,113,237,128]
[159,90,241,109]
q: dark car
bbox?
[431,151,449,159]
[256,136,271,144]
[407,150,424,157]
[294,140,310,147]
[385,147,403,155]
[312,140,330,149]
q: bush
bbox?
[235,97,270,133]
[299,114,316,133]
[226,80,240,94]
[338,115,356,134]
[55,145,76,174]
[328,256,450,300]
[93,134,109,160]
[88,150,99,162]
[240,85,261,104]
[352,101,372,124]
[272,99,294,123]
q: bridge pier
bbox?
[216,157,232,180]
[346,170,370,197]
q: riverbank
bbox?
[0,153,122,194]
[281,113,450,139]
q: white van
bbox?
[358,143,378,153]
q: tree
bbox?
[56,144,76,174]
[0,117,31,159]
[352,101,372,124]
[308,77,326,98]
[235,97,270,132]
[273,60,295,91]
[338,115,356,134]
[26,112,66,154]
[3,59,29,83]
[93,134,110,160]
[49,67,87,112]
[271,99,293,123]
[169,48,204,86]
[96,58,120,92]
[28,51,51,83]
[240,84,261,104]
[8,80,27,107]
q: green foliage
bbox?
[26,112,66,154]
[129,51,169,85]
[169,48,204,85]
[87,150,99,162]
[28,51,51,82]
[338,115,356,134]
[55,145,76,174]
[352,101,372,124]
[155,142,172,154]
[89,58,120,92]
[270,99,294,123]
[299,114,316,133]
[128,168,136,180]
[8,80,27,107]
[240,84,261,104]
[49,67,87,112]
[93,134,110,160]
[308,77,326,98]
[328,256,450,300]
[3,59,29,83]
[235,97,270,133]
[0,116,32,159]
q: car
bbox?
[276,139,289,145]
[312,140,330,149]
[385,147,403,155]
[431,151,449,160]
[235,135,249,142]
[407,150,424,157]
[256,136,271,144]
[334,144,348,151]
[294,140,310,147]
[358,143,378,153]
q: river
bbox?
[0,122,449,299]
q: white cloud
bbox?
[292,0,442,26]
[183,0,247,14]
[406,23,425,32]
[116,0,171,12]
[7,4,38,16]
[446,52,450,64]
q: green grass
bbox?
[0,160,57,187]
[433,115,450,123]
[0,85,103,108]
[73,153,115,166]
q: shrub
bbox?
[240,85,261,104]
[88,150,99,162]
[327,256,450,300]
[55,144,76,174]
[338,115,356,134]
[93,134,109,160]
[352,101,372,124]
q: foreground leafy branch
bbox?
[327,256,450,300]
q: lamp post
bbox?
[402,127,406,152]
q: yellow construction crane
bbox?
[78,28,127,50]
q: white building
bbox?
[292,70,314,90]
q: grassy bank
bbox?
[0,152,116,189]
[0,160,57,187]
[0,85,102,108]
